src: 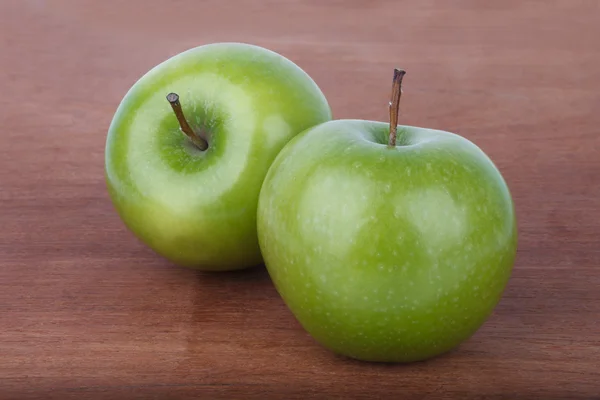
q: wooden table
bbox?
[1,1,598,399]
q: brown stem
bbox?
[166,93,208,151]
[388,68,406,147]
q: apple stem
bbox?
[166,92,208,151]
[388,68,406,147]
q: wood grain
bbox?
[1,1,599,398]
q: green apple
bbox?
[105,42,332,270]
[257,69,517,362]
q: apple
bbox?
[257,69,517,362]
[105,42,332,270]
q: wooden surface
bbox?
[1,1,599,399]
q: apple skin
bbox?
[257,119,517,362]
[105,42,332,270]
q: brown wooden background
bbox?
[1,1,599,399]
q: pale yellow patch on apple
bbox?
[399,188,468,253]
[125,72,255,213]
[296,167,375,261]
[262,114,291,148]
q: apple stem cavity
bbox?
[166,92,209,151]
[388,68,406,147]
